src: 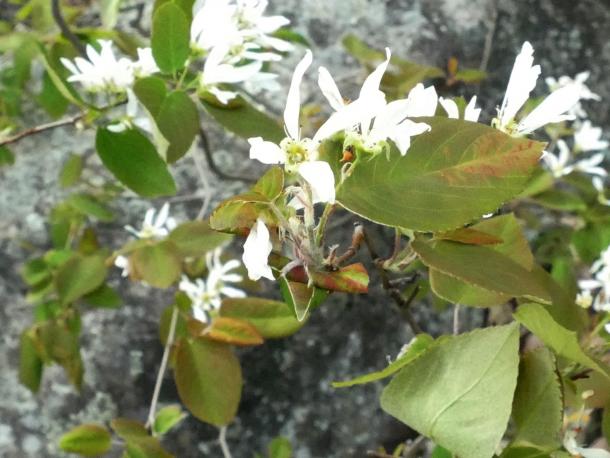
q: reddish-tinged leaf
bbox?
[201,316,264,346]
[309,263,369,293]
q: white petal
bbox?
[405,84,438,117]
[390,119,430,155]
[242,219,274,281]
[464,96,481,122]
[518,84,580,135]
[155,203,170,228]
[248,136,287,164]
[318,67,345,111]
[439,97,459,119]
[192,306,209,323]
[297,160,335,204]
[221,286,246,298]
[208,86,238,105]
[498,41,541,128]
[359,48,391,101]
[283,50,313,140]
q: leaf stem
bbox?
[315,203,336,247]
[453,303,461,335]
[218,426,233,458]
[145,306,179,430]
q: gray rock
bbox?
[1,0,609,457]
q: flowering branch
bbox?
[0,113,86,147]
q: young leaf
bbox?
[151,3,190,74]
[133,76,167,117]
[153,405,187,436]
[380,323,520,458]
[59,154,83,188]
[333,333,434,388]
[55,254,107,305]
[19,330,43,392]
[156,90,200,163]
[130,241,182,288]
[58,424,112,457]
[268,437,292,458]
[201,97,284,143]
[124,436,174,458]
[278,276,328,322]
[110,418,148,441]
[511,347,562,450]
[308,263,369,294]
[96,127,177,197]
[67,193,114,222]
[82,284,122,309]
[200,316,264,346]
[514,303,609,379]
[220,297,305,339]
[168,220,232,258]
[0,146,15,167]
[252,166,285,201]
[413,239,550,304]
[174,338,242,426]
[332,117,544,232]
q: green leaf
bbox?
[514,303,609,379]
[99,0,121,29]
[37,43,86,108]
[332,117,544,231]
[380,323,520,458]
[430,214,533,307]
[430,445,453,458]
[59,154,83,188]
[0,146,15,167]
[167,220,232,258]
[37,70,69,118]
[55,254,107,305]
[82,284,122,309]
[333,333,434,388]
[21,258,51,287]
[532,189,587,211]
[174,338,242,426]
[220,297,305,339]
[67,193,114,222]
[58,424,112,457]
[153,405,187,436]
[19,330,43,392]
[96,127,177,197]
[603,403,610,443]
[153,0,195,21]
[201,97,284,143]
[130,241,181,288]
[156,90,200,162]
[201,316,264,346]
[268,437,292,458]
[133,76,167,117]
[252,166,285,201]
[413,239,550,304]
[110,418,148,441]
[278,276,328,322]
[572,223,610,264]
[511,348,562,450]
[124,437,174,458]
[151,3,190,74]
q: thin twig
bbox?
[51,0,86,55]
[199,128,255,183]
[361,224,423,334]
[453,303,461,335]
[191,147,213,219]
[0,113,85,147]
[218,426,233,458]
[479,0,498,73]
[145,307,178,429]
[332,223,365,266]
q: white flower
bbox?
[564,430,610,458]
[242,218,274,281]
[578,246,610,312]
[541,140,606,179]
[191,0,292,54]
[124,203,177,239]
[593,177,610,206]
[439,96,481,122]
[574,121,609,152]
[546,71,601,118]
[248,50,336,204]
[132,47,160,77]
[200,45,264,104]
[61,39,134,92]
[315,50,437,156]
[114,255,130,277]
[179,247,245,322]
[107,89,153,133]
[494,41,581,136]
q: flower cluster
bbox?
[494,42,608,196]
[192,0,292,103]
[61,40,159,93]
[577,245,610,313]
[114,203,177,277]
[179,247,245,323]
